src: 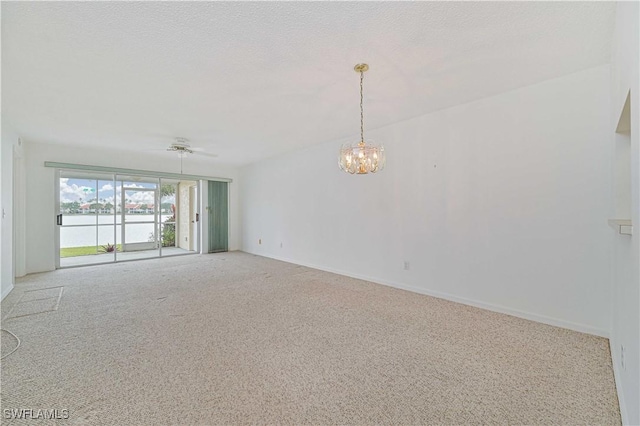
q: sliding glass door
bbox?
[57,170,200,268]
[58,171,117,267]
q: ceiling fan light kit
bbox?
[338,63,386,175]
[167,137,194,155]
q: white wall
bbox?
[609,2,640,424]
[1,126,15,298]
[1,131,3,296]
[241,65,612,337]
[1,124,21,300]
[21,142,240,274]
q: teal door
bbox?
[208,181,228,253]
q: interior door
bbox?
[208,181,228,253]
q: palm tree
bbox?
[161,184,176,198]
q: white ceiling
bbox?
[2,2,616,166]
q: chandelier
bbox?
[338,63,385,174]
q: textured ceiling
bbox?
[2,2,616,166]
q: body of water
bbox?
[60,214,173,248]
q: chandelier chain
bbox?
[360,70,364,143]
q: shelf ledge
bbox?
[608,219,633,235]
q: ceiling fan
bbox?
[167,137,218,158]
[148,137,218,174]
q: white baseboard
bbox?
[609,340,630,425]
[243,250,610,338]
[1,283,14,301]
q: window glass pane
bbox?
[115,225,123,245]
[123,189,156,222]
[160,182,177,250]
[119,175,158,189]
[160,223,177,248]
[97,179,116,224]
[60,226,98,257]
[124,223,157,244]
[160,182,177,220]
[97,225,118,252]
[60,177,98,224]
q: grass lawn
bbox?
[60,244,122,258]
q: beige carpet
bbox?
[1,252,620,425]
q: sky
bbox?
[60,178,175,205]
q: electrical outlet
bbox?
[280,242,283,248]
[403,261,410,270]
[259,239,262,245]
[621,345,626,370]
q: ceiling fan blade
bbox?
[192,151,218,158]
[142,148,174,153]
